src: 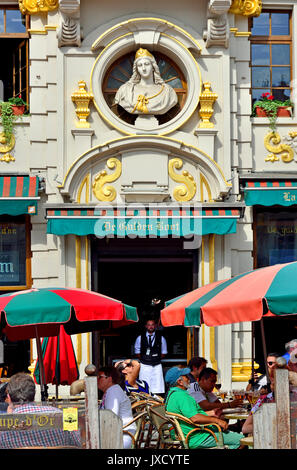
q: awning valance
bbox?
[0,176,40,215]
[46,205,243,237]
[244,181,297,206]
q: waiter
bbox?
[134,317,167,396]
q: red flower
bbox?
[267,95,274,100]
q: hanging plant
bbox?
[252,92,293,131]
[0,95,28,144]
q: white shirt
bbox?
[100,384,136,432]
[188,382,218,404]
[134,331,168,355]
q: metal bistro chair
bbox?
[165,411,225,449]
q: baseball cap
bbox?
[165,366,191,386]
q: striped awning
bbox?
[244,181,297,206]
[46,205,243,237]
[0,176,40,215]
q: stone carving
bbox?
[57,0,81,47]
[71,80,93,128]
[92,158,122,202]
[0,132,15,163]
[114,48,178,119]
[19,0,59,15]
[264,132,294,163]
[204,0,231,48]
[168,158,197,202]
[199,81,218,128]
[229,0,262,17]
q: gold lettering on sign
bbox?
[92,158,122,202]
[264,132,294,163]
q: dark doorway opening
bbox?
[254,316,297,372]
[91,237,198,368]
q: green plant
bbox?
[8,94,28,107]
[252,92,293,131]
[0,101,17,144]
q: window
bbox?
[0,7,29,105]
[254,208,297,268]
[103,51,187,125]
[0,216,31,290]
[250,11,292,104]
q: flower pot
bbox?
[255,106,269,117]
[277,106,291,117]
[11,105,25,115]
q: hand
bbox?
[215,418,228,431]
[207,408,223,418]
[229,399,243,408]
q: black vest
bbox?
[140,331,162,366]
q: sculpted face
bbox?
[136,58,153,79]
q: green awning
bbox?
[46,207,241,237]
[244,181,297,206]
[0,175,39,215]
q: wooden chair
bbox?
[166,411,225,449]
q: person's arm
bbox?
[242,414,253,435]
[134,336,141,358]
[161,336,167,358]
[189,413,228,431]
[197,398,242,412]
[104,387,120,416]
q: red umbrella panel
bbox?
[34,326,79,387]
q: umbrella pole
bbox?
[260,318,271,390]
[35,327,48,402]
[251,322,255,390]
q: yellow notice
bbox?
[63,407,78,431]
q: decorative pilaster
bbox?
[71,81,93,128]
[19,0,59,14]
[229,0,262,17]
[198,82,218,129]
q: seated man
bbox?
[188,367,242,412]
[187,356,207,384]
[0,372,81,448]
[165,368,243,449]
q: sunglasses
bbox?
[267,361,275,366]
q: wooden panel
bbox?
[99,409,123,449]
[253,402,277,449]
[275,369,291,449]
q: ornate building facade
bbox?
[1,0,296,393]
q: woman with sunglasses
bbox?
[115,359,150,395]
[246,352,281,393]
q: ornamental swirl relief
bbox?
[168,158,197,202]
[92,158,122,202]
[19,0,59,14]
[264,132,294,163]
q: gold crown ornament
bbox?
[135,48,153,60]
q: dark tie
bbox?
[148,335,153,348]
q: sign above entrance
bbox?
[244,181,297,206]
[46,205,243,237]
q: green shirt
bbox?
[165,386,212,448]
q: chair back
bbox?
[148,404,183,449]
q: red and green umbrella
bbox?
[0,287,138,400]
[0,287,138,342]
[161,261,297,327]
[34,325,79,391]
[161,261,297,388]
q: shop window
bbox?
[0,216,31,290]
[254,208,297,268]
[103,51,187,125]
[0,6,29,106]
[249,10,292,105]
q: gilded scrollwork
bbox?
[19,0,59,15]
[264,132,294,163]
[0,133,15,163]
[229,0,262,17]
[92,158,122,202]
[168,158,197,202]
